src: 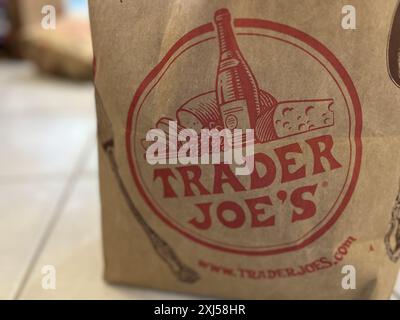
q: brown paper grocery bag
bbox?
[89,0,400,299]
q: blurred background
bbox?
[0,0,398,300]
[0,0,196,300]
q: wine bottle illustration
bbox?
[148,8,335,155]
[214,8,261,131]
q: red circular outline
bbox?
[125,19,362,256]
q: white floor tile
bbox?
[83,138,99,174]
[0,118,94,177]
[19,177,198,299]
[0,61,95,178]
[0,181,64,299]
[0,61,95,119]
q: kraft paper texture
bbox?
[89,0,400,299]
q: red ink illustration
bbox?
[126,9,362,255]
[145,8,335,155]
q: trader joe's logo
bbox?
[126,9,362,255]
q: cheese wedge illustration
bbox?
[272,99,334,139]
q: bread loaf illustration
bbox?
[176,93,223,132]
[141,117,185,153]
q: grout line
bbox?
[12,133,95,300]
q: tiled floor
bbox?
[0,61,195,300]
[1,61,399,300]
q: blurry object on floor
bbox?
[5,0,92,79]
[21,16,92,80]
[6,0,64,57]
